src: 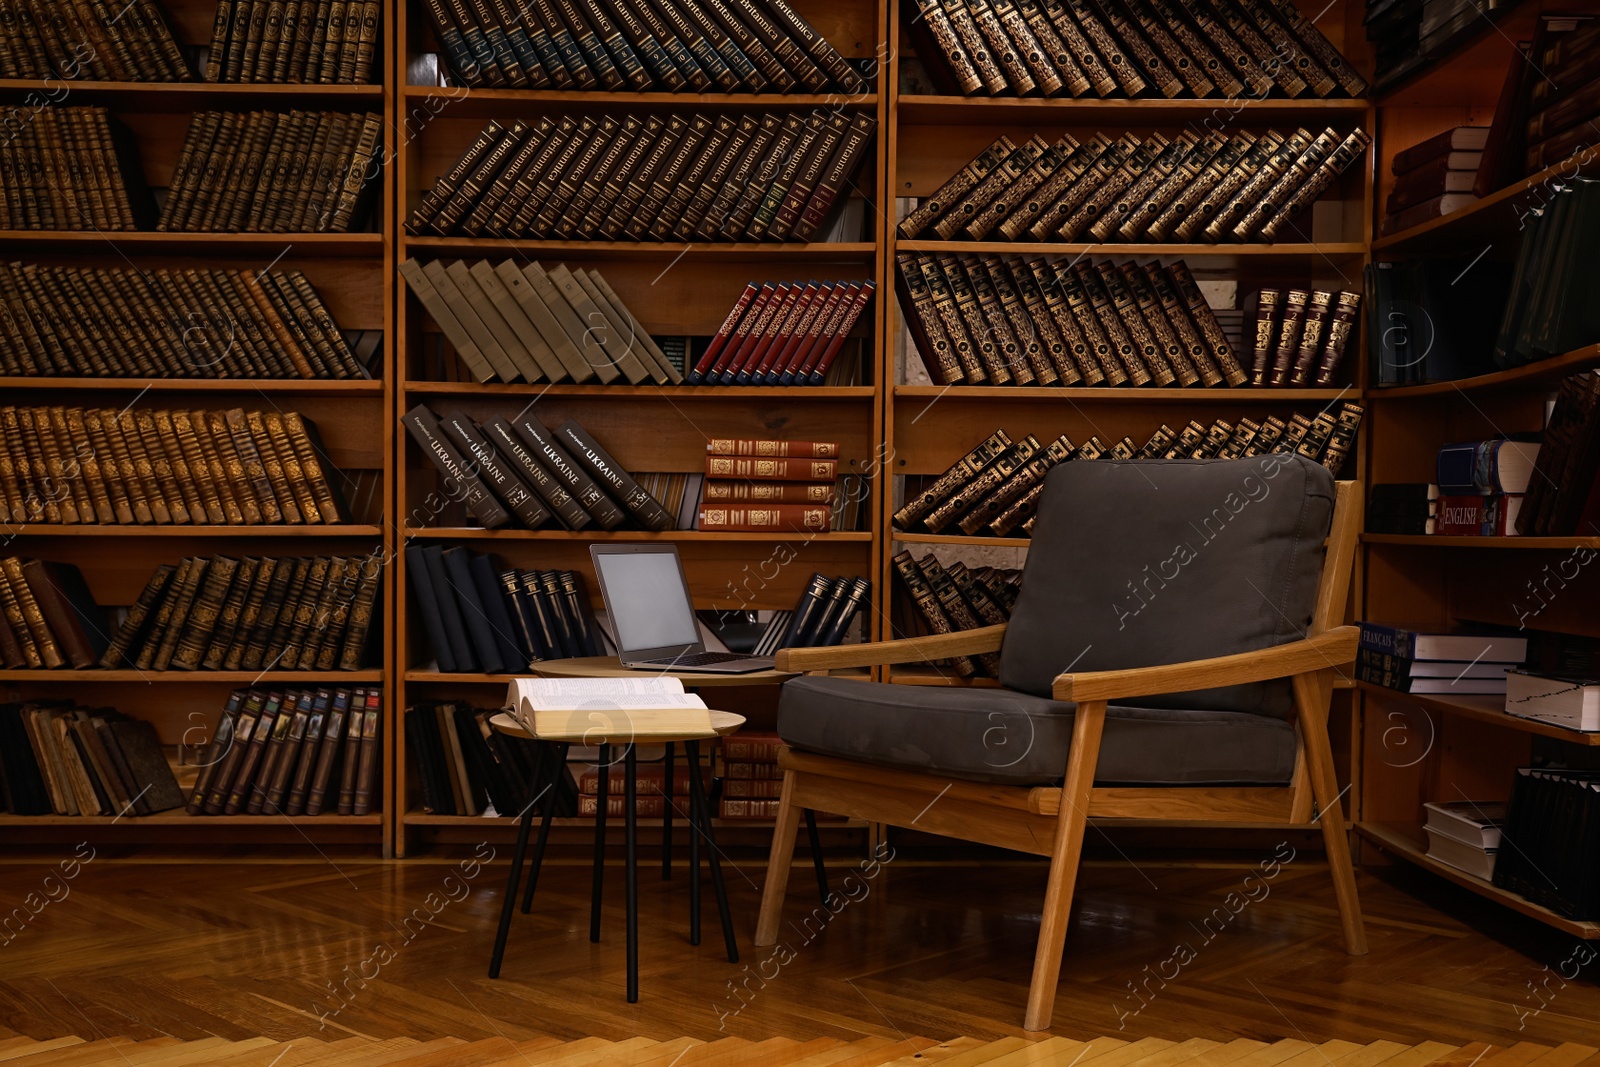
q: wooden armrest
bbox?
[1052,626,1358,703]
[775,624,1008,672]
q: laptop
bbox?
[589,544,775,673]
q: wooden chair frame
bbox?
[755,481,1368,1031]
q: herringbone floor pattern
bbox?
[3,853,1599,1063]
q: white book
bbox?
[1424,830,1497,881]
[1505,670,1600,732]
[1424,800,1506,848]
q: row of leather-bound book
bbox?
[408,110,876,243]
[0,264,368,379]
[0,107,144,231]
[907,0,1366,99]
[901,127,1370,245]
[0,406,349,527]
[890,552,1022,680]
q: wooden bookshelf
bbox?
[1357,0,1600,935]
[390,0,889,855]
[0,0,395,853]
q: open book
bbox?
[506,678,713,739]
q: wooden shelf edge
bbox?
[0,78,383,98]
[891,531,1031,547]
[2,525,385,538]
[1361,534,1600,549]
[400,84,877,107]
[0,230,384,254]
[403,528,873,542]
[1354,681,1600,745]
[888,666,1003,687]
[403,382,875,398]
[0,377,384,394]
[1372,148,1594,252]
[897,95,1368,120]
[400,237,877,258]
[401,812,869,829]
[1367,345,1600,399]
[0,813,383,826]
[1356,820,1600,938]
[893,385,1352,401]
[895,240,1367,257]
[0,670,384,683]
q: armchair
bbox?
[755,454,1366,1031]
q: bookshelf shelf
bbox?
[888,665,1003,687]
[895,240,1369,259]
[0,813,384,827]
[405,383,876,399]
[402,528,875,543]
[1354,683,1600,745]
[398,85,880,118]
[1371,147,1596,254]
[400,237,878,262]
[0,378,385,396]
[0,79,386,108]
[890,532,1031,548]
[896,95,1370,125]
[1361,534,1600,549]
[0,670,386,684]
[0,231,385,256]
[1365,345,1600,399]
[893,386,1354,402]
[401,812,869,830]
[1374,0,1536,106]
[4,525,386,538]
[1355,820,1600,939]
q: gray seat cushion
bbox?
[1000,454,1335,717]
[778,675,1298,787]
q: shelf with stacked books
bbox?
[406,527,876,542]
[1351,683,1600,745]
[398,85,881,118]
[1355,821,1600,939]
[896,96,1370,124]
[1366,344,1600,400]
[1362,534,1600,549]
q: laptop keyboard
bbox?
[638,651,757,667]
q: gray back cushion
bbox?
[999,455,1335,716]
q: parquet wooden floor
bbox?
[2,850,1599,1063]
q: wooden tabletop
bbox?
[490,710,747,744]
[530,655,794,687]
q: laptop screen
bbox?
[592,549,701,653]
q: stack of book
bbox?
[0,107,149,230]
[1495,767,1600,918]
[1379,126,1487,236]
[898,254,1271,388]
[892,551,1021,679]
[1492,178,1600,371]
[575,758,687,819]
[0,1,191,80]
[686,281,875,386]
[1366,483,1439,535]
[0,558,104,670]
[406,111,877,243]
[1356,623,1527,696]
[1247,288,1362,386]
[1364,257,1514,386]
[1423,800,1505,880]
[157,111,383,234]
[0,406,349,528]
[719,732,786,818]
[907,0,1367,99]
[401,258,681,386]
[1517,371,1600,536]
[95,553,382,673]
[416,0,868,94]
[405,545,601,675]
[897,411,1365,539]
[1505,671,1600,733]
[898,127,1369,245]
[699,438,840,533]
[405,406,675,532]
[187,687,382,816]
[0,265,366,380]
[1433,438,1539,537]
[0,703,185,817]
[1473,14,1600,186]
[407,699,577,817]
[204,1,382,83]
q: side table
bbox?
[486,709,744,1003]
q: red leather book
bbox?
[687,282,760,384]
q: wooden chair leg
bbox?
[1293,672,1368,956]
[1024,700,1106,1032]
[754,769,803,947]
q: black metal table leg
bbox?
[686,740,738,963]
[662,742,674,881]
[804,808,835,907]
[625,743,639,1003]
[689,744,701,945]
[488,766,537,979]
[591,742,610,943]
[519,741,566,913]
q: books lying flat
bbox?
[1358,623,1528,663]
[1424,829,1497,880]
[507,677,713,738]
[1505,670,1600,732]
[1424,800,1507,849]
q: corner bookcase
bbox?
[0,0,396,851]
[1354,0,1600,939]
[389,0,888,856]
